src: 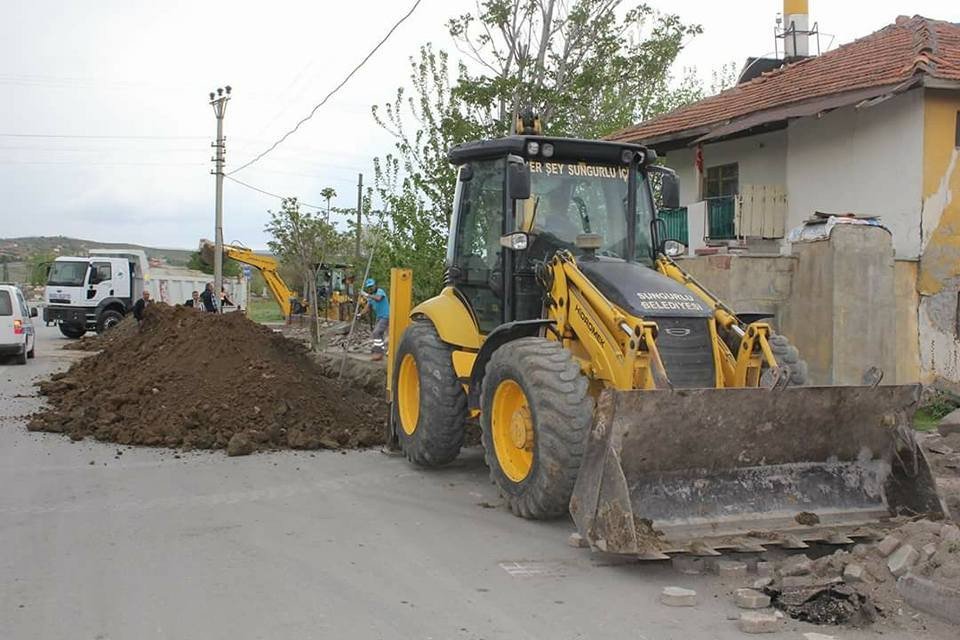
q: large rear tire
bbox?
[392,321,467,467]
[59,323,86,339]
[762,333,808,386]
[480,338,592,519]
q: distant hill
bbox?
[0,236,196,266]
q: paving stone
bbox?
[843,563,865,583]
[567,532,587,548]
[660,586,697,607]
[921,542,938,562]
[737,611,782,634]
[671,556,707,575]
[876,535,902,557]
[717,560,749,578]
[734,588,771,609]
[941,524,960,543]
[887,544,919,577]
[780,554,813,576]
[752,577,773,590]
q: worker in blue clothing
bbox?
[360,278,389,361]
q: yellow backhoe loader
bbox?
[385,115,946,557]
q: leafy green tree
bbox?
[320,187,337,223]
[187,252,241,277]
[27,252,55,285]
[264,198,346,348]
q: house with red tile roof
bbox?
[614,14,960,388]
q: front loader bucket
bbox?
[569,385,946,557]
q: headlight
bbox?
[541,143,554,158]
[526,141,540,156]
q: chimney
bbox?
[783,0,809,58]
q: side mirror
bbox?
[661,170,680,210]
[507,157,531,200]
[30,307,38,318]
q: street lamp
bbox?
[209,85,231,308]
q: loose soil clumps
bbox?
[31,304,386,454]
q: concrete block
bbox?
[897,574,960,624]
[755,561,772,577]
[660,586,697,607]
[737,611,782,634]
[941,524,960,543]
[717,560,748,578]
[843,563,866,583]
[567,532,587,548]
[734,588,771,609]
[876,535,902,557]
[753,577,773,590]
[780,554,813,576]
[938,408,960,436]
[921,543,938,562]
[671,556,707,575]
[887,544,919,577]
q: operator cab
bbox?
[446,132,679,332]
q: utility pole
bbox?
[209,85,231,306]
[354,173,363,264]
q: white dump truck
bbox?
[43,249,248,338]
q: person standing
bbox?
[200,282,218,313]
[132,290,151,327]
[184,290,203,310]
[360,278,389,361]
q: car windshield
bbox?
[47,261,89,287]
[0,290,11,316]
[521,160,654,263]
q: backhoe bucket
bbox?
[569,385,946,557]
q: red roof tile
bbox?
[610,16,960,145]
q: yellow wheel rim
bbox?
[397,353,420,436]
[491,379,534,482]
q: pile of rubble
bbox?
[659,518,960,634]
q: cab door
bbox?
[86,261,114,303]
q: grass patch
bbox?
[914,408,941,432]
[247,296,284,324]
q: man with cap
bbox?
[360,278,389,361]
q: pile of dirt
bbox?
[31,304,386,454]
[62,316,140,351]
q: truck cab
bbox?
[44,250,143,338]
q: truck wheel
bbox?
[480,337,592,520]
[59,323,86,339]
[392,321,467,467]
[96,310,124,334]
[762,333,808,386]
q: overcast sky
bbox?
[2,0,958,250]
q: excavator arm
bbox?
[200,241,301,318]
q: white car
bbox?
[0,284,38,365]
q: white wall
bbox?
[786,90,925,258]
[665,130,788,207]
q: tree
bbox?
[447,0,702,138]
[320,187,337,223]
[187,252,240,277]
[264,198,345,349]
[27,252,55,286]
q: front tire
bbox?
[96,309,124,334]
[762,333,808,386]
[480,338,592,519]
[59,323,86,339]
[392,321,467,467]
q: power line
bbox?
[229,0,422,176]
[0,133,207,140]
[225,175,326,210]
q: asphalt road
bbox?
[0,324,950,640]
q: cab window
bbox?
[452,158,505,332]
[90,263,112,285]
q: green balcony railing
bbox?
[706,196,736,240]
[658,207,688,246]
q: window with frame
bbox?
[90,262,112,284]
[703,163,739,198]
